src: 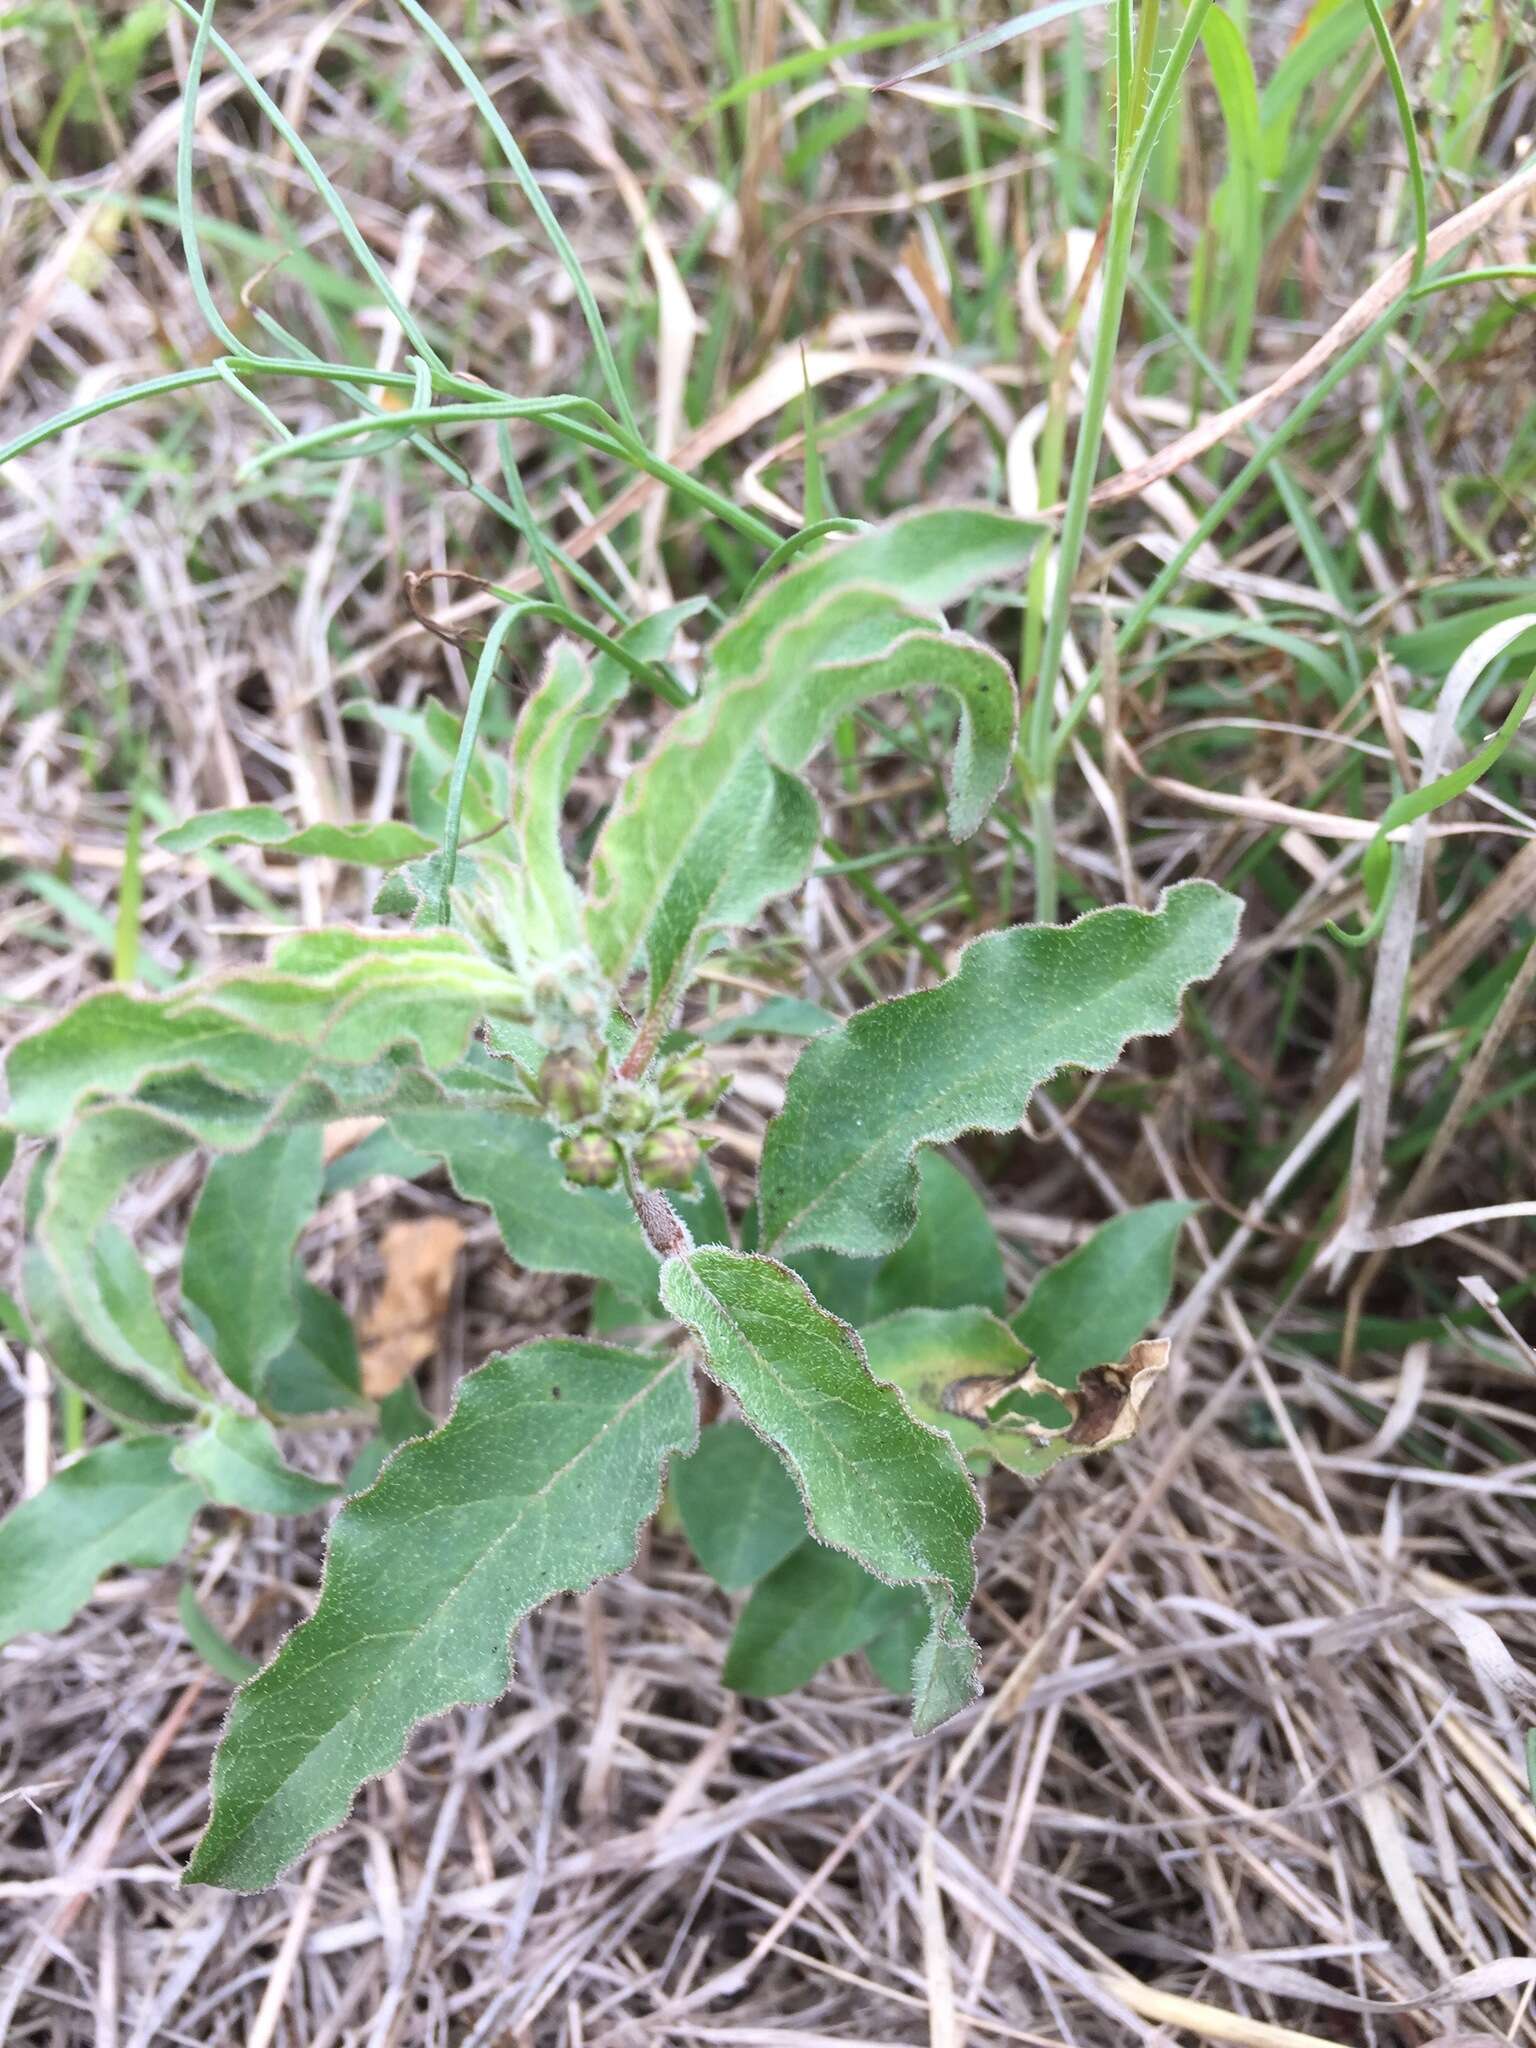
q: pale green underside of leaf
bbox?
[1013,1200,1200,1389]
[585,507,1039,981]
[387,1109,663,1299]
[0,1438,203,1647]
[862,1308,1068,1479]
[173,1411,339,1515]
[759,880,1242,1258]
[658,1247,981,1735]
[22,1244,197,1428]
[184,1340,695,1891]
[5,929,528,1138]
[159,807,436,867]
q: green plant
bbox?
[0,0,1247,1897]
[0,514,1241,1890]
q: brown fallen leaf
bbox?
[359,1216,466,1399]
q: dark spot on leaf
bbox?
[550,1385,561,1399]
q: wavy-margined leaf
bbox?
[0,1438,203,1647]
[658,1247,980,1734]
[724,1540,920,1697]
[759,881,1241,1258]
[22,1243,197,1428]
[159,807,436,867]
[1013,1201,1198,1390]
[672,1419,808,1591]
[182,1128,326,1400]
[645,750,819,1008]
[173,1411,339,1515]
[388,1108,663,1300]
[586,509,1039,981]
[183,1339,695,1892]
[5,928,529,1137]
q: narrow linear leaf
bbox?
[159,807,436,867]
[182,1127,325,1399]
[673,1419,808,1591]
[173,1411,339,1515]
[1013,1201,1199,1389]
[759,880,1241,1258]
[659,1247,981,1734]
[0,1438,203,1647]
[184,1339,695,1891]
[725,1540,918,1697]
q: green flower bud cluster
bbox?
[541,1042,726,1194]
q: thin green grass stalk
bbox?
[431,605,524,925]
[167,0,448,373]
[391,0,640,439]
[1024,0,1213,920]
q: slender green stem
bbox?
[1024,0,1213,915]
[432,607,523,925]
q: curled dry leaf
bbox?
[942,1339,1170,1454]
[359,1216,467,1398]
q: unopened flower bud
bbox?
[658,1051,725,1117]
[538,1051,602,1123]
[636,1123,701,1192]
[559,1130,623,1189]
[606,1083,656,1133]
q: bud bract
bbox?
[538,1051,602,1123]
[636,1123,701,1192]
[658,1051,725,1117]
[559,1130,623,1189]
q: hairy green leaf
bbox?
[262,1279,366,1416]
[0,1438,203,1647]
[1013,1201,1199,1389]
[672,1419,808,1591]
[182,1128,326,1399]
[23,1239,198,1427]
[867,1152,1005,1319]
[5,929,528,1138]
[389,1108,663,1299]
[724,1540,919,1697]
[184,1339,695,1891]
[508,639,594,959]
[645,750,819,1007]
[586,509,1039,980]
[173,1411,339,1515]
[658,1248,981,1734]
[759,881,1241,1257]
[159,807,436,866]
